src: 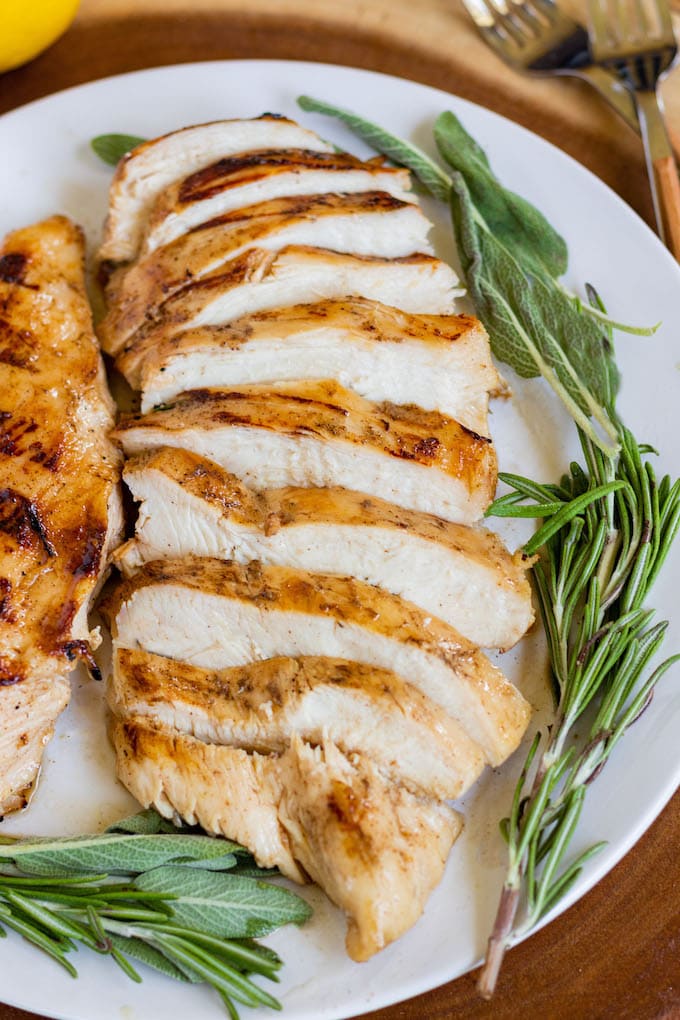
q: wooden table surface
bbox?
[0,2,679,1018]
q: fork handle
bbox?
[635,89,680,260]
[652,156,680,260]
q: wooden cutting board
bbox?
[0,3,679,1019]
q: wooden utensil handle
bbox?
[654,155,680,261]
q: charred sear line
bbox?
[0,253,32,286]
[0,488,55,555]
[179,147,369,202]
[0,319,37,370]
[0,415,40,457]
[69,527,106,579]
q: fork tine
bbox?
[462,0,533,50]
[487,0,537,46]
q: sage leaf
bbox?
[434,111,567,280]
[449,172,619,451]
[0,833,242,877]
[106,809,180,835]
[135,866,312,938]
[91,133,146,167]
[297,95,451,201]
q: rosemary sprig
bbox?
[0,810,311,1017]
[479,420,679,994]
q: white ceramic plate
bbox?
[0,59,679,1020]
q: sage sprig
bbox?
[0,810,311,1017]
[296,96,657,454]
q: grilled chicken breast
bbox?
[110,648,485,799]
[112,718,462,960]
[118,298,499,432]
[102,193,433,349]
[0,215,122,815]
[117,448,532,648]
[104,558,531,766]
[142,148,415,254]
[98,116,334,266]
[102,246,463,356]
[114,380,497,524]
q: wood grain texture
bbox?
[0,2,679,1018]
[654,155,680,260]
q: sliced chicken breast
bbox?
[113,380,497,524]
[112,718,462,961]
[110,648,485,799]
[118,298,499,432]
[98,116,334,266]
[0,215,122,815]
[102,246,464,356]
[101,193,434,351]
[117,449,533,649]
[143,148,415,253]
[104,557,531,766]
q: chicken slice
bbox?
[101,193,434,352]
[118,298,499,432]
[111,718,462,960]
[143,148,415,253]
[110,648,485,799]
[104,557,531,766]
[114,380,496,524]
[0,215,122,815]
[102,246,463,356]
[110,715,305,882]
[98,116,334,266]
[117,448,533,649]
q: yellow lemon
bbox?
[0,0,81,74]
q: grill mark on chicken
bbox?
[0,253,32,286]
[0,215,122,815]
[178,148,391,202]
[191,191,407,234]
[0,488,55,556]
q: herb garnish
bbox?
[0,809,311,1017]
[297,95,679,996]
[91,133,146,166]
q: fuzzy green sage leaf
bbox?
[91,133,146,167]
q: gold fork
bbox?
[589,0,680,257]
[460,0,640,130]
